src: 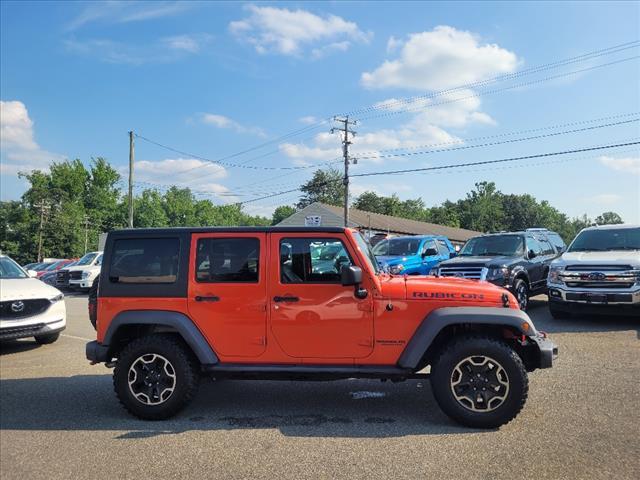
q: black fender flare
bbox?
[509,266,529,288]
[397,307,537,369]
[104,310,219,365]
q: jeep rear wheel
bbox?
[113,334,199,420]
[431,336,528,429]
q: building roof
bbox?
[277,202,482,243]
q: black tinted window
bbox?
[196,238,259,283]
[110,238,180,284]
[280,238,352,283]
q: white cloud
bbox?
[362,26,518,91]
[66,1,190,30]
[0,100,63,173]
[64,34,212,65]
[599,155,640,175]
[583,193,623,205]
[130,158,237,202]
[200,113,266,138]
[229,4,372,57]
[299,116,319,125]
[386,36,403,53]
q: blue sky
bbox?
[1,1,639,222]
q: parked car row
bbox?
[372,225,639,317]
[21,251,103,292]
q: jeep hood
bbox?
[377,275,517,308]
[557,250,640,266]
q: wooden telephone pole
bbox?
[331,116,357,227]
[128,131,135,228]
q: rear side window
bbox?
[109,238,180,284]
[196,238,259,283]
[280,238,353,284]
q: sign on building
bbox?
[304,215,322,227]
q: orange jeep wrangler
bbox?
[86,227,557,428]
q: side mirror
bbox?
[27,269,38,278]
[341,265,362,286]
[423,248,438,257]
[449,251,457,258]
[528,249,537,259]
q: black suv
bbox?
[434,231,561,310]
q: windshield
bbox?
[76,252,98,266]
[353,231,380,274]
[372,238,422,256]
[569,228,640,252]
[460,235,524,257]
[0,257,28,279]
[44,260,64,271]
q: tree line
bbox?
[272,168,623,242]
[1,161,623,264]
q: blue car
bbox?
[372,235,456,275]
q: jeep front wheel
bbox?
[113,334,199,420]
[431,336,528,429]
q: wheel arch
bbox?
[103,310,218,365]
[397,307,537,370]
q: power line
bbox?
[354,118,639,161]
[352,112,640,156]
[356,55,640,122]
[350,141,640,178]
[343,40,640,117]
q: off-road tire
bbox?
[431,335,528,429]
[549,302,571,319]
[113,334,200,420]
[512,279,529,311]
[34,333,60,345]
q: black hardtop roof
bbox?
[109,226,348,236]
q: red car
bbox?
[36,259,74,278]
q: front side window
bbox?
[436,239,451,256]
[109,238,180,284]
[196,238,259,283]
[280,238,353,283]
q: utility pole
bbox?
[331,116,357,227]
[36,201,50,262]
[128,131,135,228]
[83,215,90,254]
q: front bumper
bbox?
[529,334,558,369]
[0,318,65,341]
[69,279,91,289]
[548,285,640,308]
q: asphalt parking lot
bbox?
[1,295,639,480]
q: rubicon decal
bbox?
[412,292,485,300]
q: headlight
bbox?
[487,267,509,280]
[49,293,64,303]
[82,271,91,279]
[389,264,405,275]
[429,268,439,276]
[548,266,564,285]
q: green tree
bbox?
[426,201,461,227]
[162,187,197,227]
[595,211,623,225]
[134,190,169,227]
[271,205,296,225]
[297,168,343,209]
[457,181,504,232]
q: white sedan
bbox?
[0,255,66,344]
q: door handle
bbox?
[195,295,220,302]
[273,296,299,303]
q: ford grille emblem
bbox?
[587,272,606,281]
[10,301,25,313]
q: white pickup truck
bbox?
[66,251,103,291]
[547,224,640,317]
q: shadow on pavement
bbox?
[0,339,44,356]
[0,374,484,439]
[527,297,640,337]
